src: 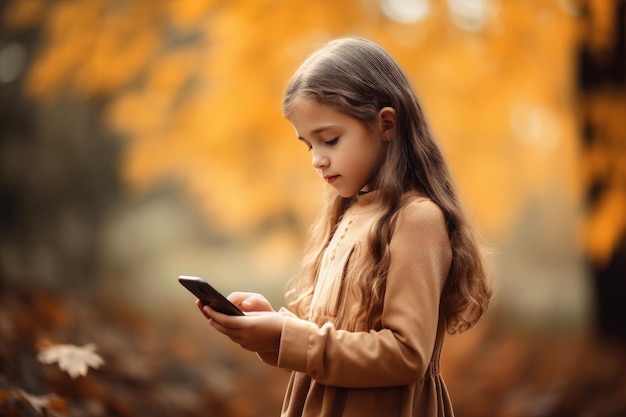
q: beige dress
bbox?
[263,191,454,417]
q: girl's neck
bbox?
[353,189,379,206]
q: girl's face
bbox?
[286,98,388,198]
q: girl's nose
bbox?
[312,151,329,169]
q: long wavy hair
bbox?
[282,37,491,334]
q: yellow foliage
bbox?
[25,0,160,98]
[164,0,216,29]
[10,0,588,240]
[1,0,45,30]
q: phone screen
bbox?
[178,275,244,316]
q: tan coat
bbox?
[263,192,454,417]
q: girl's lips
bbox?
[324,175,339,184]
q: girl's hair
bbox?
[283,37,491,334]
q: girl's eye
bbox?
[325,137,339,146]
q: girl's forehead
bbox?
[286,98,363,137]
[286,97,333,120]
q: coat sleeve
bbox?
[256,307,297,367]
[275,199,452,388]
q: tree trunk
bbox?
[578,0,626,340]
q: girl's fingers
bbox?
[207,316,229,334]
[196,299,211,320]
[203,307,246,342]
[203,305,242,329]
[196,300,237,327]
[241,295,263,310]
[227,292,261,305]
[227,292,273,311]
[238,295,274,312]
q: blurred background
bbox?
[1,0,625,416]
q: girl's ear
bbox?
[378,107,396,141]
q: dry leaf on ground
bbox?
[37,343,104,378]
[19,390,68,416]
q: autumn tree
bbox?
[0,0,607,332]
[0,0,121,289]
[578,0,626,339]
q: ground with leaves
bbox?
[1,285,625,417]
[0,285,289,417]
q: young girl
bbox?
[197,37,492,417]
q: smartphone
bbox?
[178,275,244,316]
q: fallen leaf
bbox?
[37,343,104,378]
[18,390,68,416]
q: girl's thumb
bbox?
[242,297,255,308]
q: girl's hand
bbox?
[196,300,284,353]
[226,292,274,313]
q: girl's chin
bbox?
[326,181,364,198]
[333,188,359,198]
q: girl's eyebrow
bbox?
[297,125,335,140]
